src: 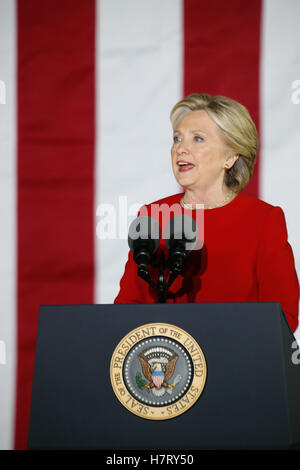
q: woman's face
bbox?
[171,110,230,192]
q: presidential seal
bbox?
[110,323,207,420]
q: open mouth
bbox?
[177,161,195,172]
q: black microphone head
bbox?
[128,216,160,255]
[164,214,198,252]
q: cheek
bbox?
[195,148,219,167]
[194,150,210,166]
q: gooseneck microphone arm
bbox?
[133,240,157,291]
[165,240,188,289]
[164,215,198,291]
[128,216,163,298]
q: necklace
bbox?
[180,190,235,210]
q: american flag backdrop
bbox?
[0,0,299,450]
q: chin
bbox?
[176,175,196,186]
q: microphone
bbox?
[164,215,198,287]
[128,214,199,302]
[128,216,160,269]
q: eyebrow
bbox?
[173,129,207,134]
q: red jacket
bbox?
[114,191,299,332]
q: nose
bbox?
[176,139,189,155]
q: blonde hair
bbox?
[170,93,258,192]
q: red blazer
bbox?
[114,191,299,332]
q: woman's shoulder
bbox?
[236,191,282,214]
[236,192,287,229]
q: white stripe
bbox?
[260,0,300,340]
[0,0,16,450]
[95,0,183,303]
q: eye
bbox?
[173,135,181,143]
[194,135,204,142]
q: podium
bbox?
[28,302,300,450]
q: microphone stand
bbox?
[137,251,179,303]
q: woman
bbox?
[114,93,299,333]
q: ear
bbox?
[224,154,239,170]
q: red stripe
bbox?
[16,0,95,449]
[183,0,262,197]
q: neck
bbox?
[183,184,234,209]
